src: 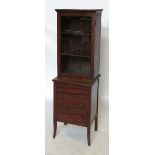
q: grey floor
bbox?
[45,98,109,155]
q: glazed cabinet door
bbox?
[57,12,96,78]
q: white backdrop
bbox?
[45,0,109,103]
[1,0,155,155]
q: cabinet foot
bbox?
[95,115,98,131]
[87,126,91,146]
[53,121,57,138]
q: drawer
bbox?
[57,113,88,126]
[56,93,88,106]
[57,104,88,115]
[56,84,88,97]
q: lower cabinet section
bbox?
[52,77,100,146]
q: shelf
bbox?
[61,31,91,36]
[62,67,90,76]
[61,53,90,58]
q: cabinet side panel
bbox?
[94,12,102,78]
[91,80,98,122]
[57,13,62,77]
[53,82,57,122]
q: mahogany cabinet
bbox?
[52,9,103,146]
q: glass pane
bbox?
[61,56,90,76]
[61,35,91,57]
[60,16,91,76]
[61,16,91,33]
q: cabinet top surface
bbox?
[52,74,101,86]
[55,9,103,12]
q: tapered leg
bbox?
[95,79,99,131]
[95,115,98,131]
[87,126,91,146]
[53,120,57,139]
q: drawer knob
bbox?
[60,88,63,91]
[80,90,83,94]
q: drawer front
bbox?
[57,113,88,126]
[56,93,88,105]
[56,93,88,115]
[56,84,88,97]
[55,84,89,126]
[57,104,88,115]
